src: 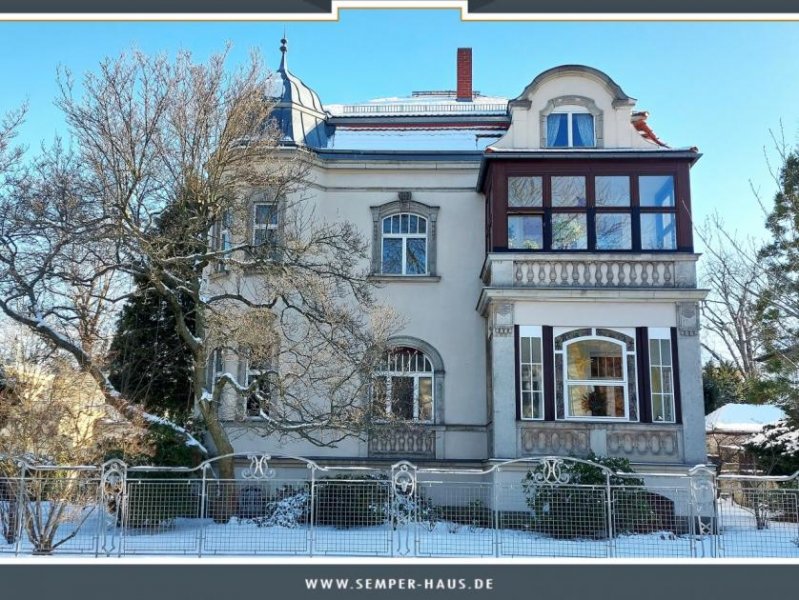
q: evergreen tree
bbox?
[756,149,799,422]
[107,201,198,422]
[702,361,745,414]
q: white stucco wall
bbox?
[220,157,489,459]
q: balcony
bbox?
[481,252,699,289]
[367,425,436,459]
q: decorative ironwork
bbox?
[392,461,417,498]
[241,454,277,480]
[100,459,127,556]
[6,455,799,559]
[527,458,574,485]
[391,462,418,557]
[689,465,718,556]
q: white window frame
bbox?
[547,108,595,148]
[518,325,544,421]
[252,202,279,251]
[648,327,676,423]
[374,348,434,422]
[555,328,635,421]
[381,213,428,276]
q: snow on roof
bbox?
[705,403,786,433]
[325,93,509,117]
[329,128,502,151]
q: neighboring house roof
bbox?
[632,111,669,148]
[705,403,786,433]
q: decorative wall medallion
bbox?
[677,302,700,336]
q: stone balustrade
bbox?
[517,421,683,463]
[368,426,436,458]
[482,253,699,289]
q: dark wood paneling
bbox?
[671,327,683,424]
[636,327,652,423]
[543,326,555,421]
[514,325,521,421]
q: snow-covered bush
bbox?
[745,419,799,476]
[237,485,310,529]
[386,492,439,530]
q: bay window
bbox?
[639,176,677,250]
[504,173,681,252]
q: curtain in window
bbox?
[573,114,595,147]
[547,114,565,147]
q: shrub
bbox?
[125,479,200,529]
[104,424,201,529]
[521,454,662,539]
[388,492,439,530]
[313,474,389,529]
[235,484,310,529]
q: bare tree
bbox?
[698,214,766,383]
[0,357,143,552]
[0,49,393,480]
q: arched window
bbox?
[564,338,627,418]
[381,213,428,275]
[373,347,434,422]
[370,196,439,278]
[554,328,638,421]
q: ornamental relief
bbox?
[519,428,591,456]
[491,302,514,337]
[606,430,678,456]
[676,301,700,336]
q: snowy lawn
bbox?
[1,497,798,558]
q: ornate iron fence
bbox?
[0,454,797,558]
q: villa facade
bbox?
[210,42,707,474]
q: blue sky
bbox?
[2,10,799,246]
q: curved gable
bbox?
[509,65,635,109]
[494,65,659,151]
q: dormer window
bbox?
[547,111,595,148]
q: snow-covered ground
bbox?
[1,497,797,558]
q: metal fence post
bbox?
[308,466,316,558]
[689,465,717,558]
[198,466,208,558]
[605,472,614,558]
[99,459,127,558]
[14,463,26,557]
[493,467,500,558]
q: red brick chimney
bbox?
[456,48,472,101]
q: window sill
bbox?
[369,275,441,283]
